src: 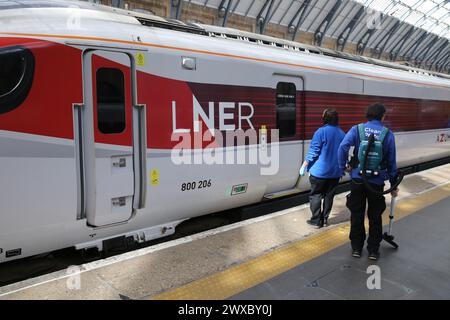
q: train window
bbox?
[0,46,35,115]
[276,82,296,138]
[96,68,126,134]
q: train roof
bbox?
[1,0,450,82]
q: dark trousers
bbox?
[309,175,340,224]
[346,180,386,252]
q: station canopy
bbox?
[189,0,450,73]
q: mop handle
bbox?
[388,196,396,235]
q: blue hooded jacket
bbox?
[305,124,345,179]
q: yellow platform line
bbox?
[151,183,450,300]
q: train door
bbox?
[264,74,305,199]
[77,50,147,227]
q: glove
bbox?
[299,164,307,176]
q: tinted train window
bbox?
[276,82,296,138]
[0,46,35,114]
[96,68,126,134]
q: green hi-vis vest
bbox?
[357,124,389,176]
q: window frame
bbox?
[0,45,35,115]
[95,67,127,135]
[275,82,297,139]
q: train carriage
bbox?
[0,0,449,262]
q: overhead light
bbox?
[218,7,226,18]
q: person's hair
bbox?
[366,103,386,121]
[322,108,339,125]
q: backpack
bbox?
[357,124,389,176]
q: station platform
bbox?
[1,164,449,300]
[231,196,450,300]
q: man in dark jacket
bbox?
[338,103,399,260]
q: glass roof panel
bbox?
[354,0,450,39]
[402,0,419,6]
[434,23,447,34]
[403,10,423,24]
[415,1,436,13]
[432,7,448,19]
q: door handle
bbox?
[73,103,86,220]
[133,104,147,209]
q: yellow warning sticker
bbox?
[150,168,159,186]
[136,53,145,66]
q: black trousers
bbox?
[309,175,340,224]
[346,180,386,252]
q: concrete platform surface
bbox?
[231,196,450,300]
[0,164,449,300]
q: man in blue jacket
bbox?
[300,109,345,228]
[338,103,399,260]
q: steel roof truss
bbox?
[336,6,366,51]
[314,0,343,46]
[256,0,276,34]
[390,25,416,61]
[288,0,312,41]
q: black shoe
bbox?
[368,251,380,261]
[352,249,362,258]
[317,219,324,229]
[323,219,328,227]
[306,219,322,228]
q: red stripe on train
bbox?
[0,38,449,148]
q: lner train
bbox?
[0,0,449,263]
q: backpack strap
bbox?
[378,127,389,143]
[357,124,366,142]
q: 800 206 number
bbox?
[181,179,212,191]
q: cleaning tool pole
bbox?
[388,196,396,236]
